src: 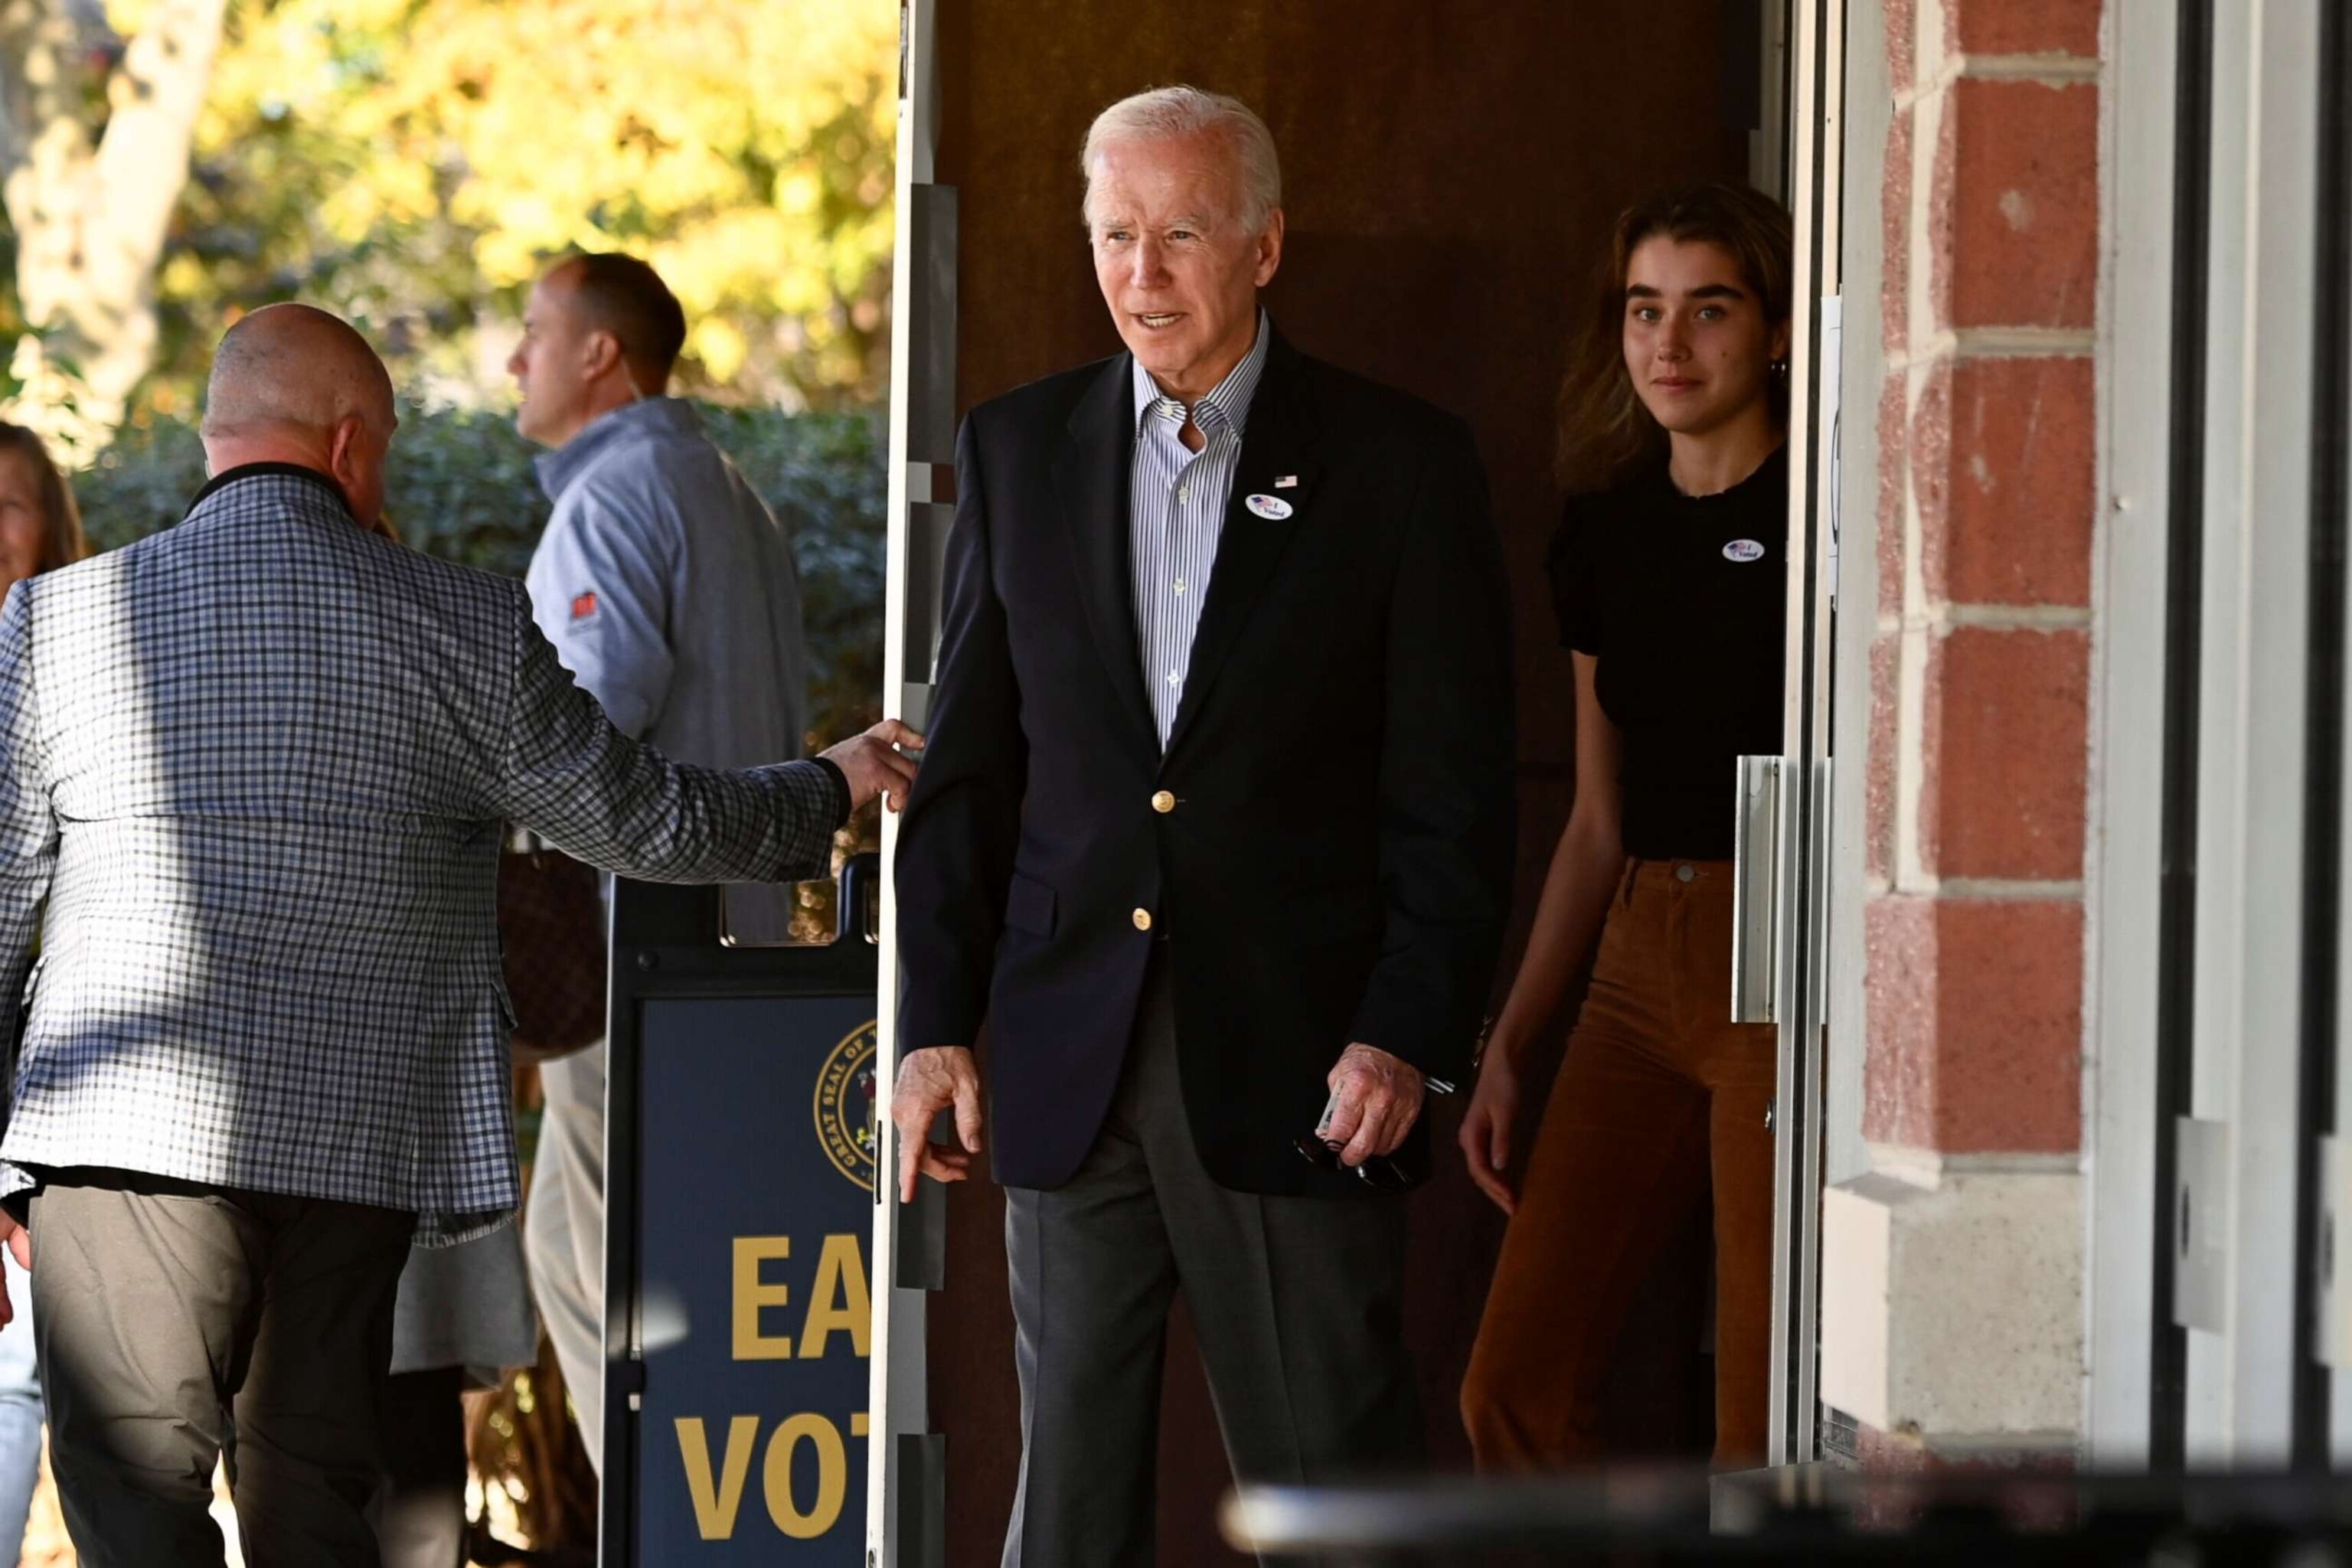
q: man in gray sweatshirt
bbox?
[374,257,827,1558]
[510,252,817,1481]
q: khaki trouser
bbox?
[526,1040,606,1473]
[1462,858,1778,1470]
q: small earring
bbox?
[1771,358,1790,377]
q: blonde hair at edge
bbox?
[1080,86,1283,233]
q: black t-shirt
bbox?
[1547,447,1788,861]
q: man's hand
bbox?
[1320,1043,1425,1167]
[822,719,925,814]
[892,1045,984,1202]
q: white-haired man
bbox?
[891,88,1516,1561]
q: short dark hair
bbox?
[560,252,688,386]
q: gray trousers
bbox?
[28,1168,413,1568]
[1002,959,1420,1568]
[368,1366,468,1568]
[373,1223,540,1566]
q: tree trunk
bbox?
[0,0,224,457]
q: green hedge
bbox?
[78,404,886,750]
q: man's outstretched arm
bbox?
[492,585,916,884]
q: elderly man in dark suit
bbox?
[891,85,1516,1565]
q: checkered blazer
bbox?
[0,466,841,1240]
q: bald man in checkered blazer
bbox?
[0,305,915,1566]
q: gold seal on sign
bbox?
[814,1021,880,1191]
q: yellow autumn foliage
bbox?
[154,0,896,407]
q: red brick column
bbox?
[1824,0,2104,1460]
[1869,0,2099,1156]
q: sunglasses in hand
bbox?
[1291,1132,1416,1191]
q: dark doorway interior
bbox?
[926,3,1755,1559]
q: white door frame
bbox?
[1764,0,1846,1468]
[2180,0,2321,1466]
[869,0,946,1558]
[2082,0,2180,1468]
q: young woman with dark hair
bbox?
[1459,182,1795,1470]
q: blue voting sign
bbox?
[631,991,877,1560]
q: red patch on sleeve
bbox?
[570,591,597,620]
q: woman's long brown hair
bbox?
[0,423,88,573]
[1554,182,1795,495]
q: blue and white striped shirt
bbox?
[1130,314,1271,747]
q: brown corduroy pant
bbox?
[1462,858,1778,1471]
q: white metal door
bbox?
[1752,0,1845,1468]
[868,0,951,1560]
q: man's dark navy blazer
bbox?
[894,328,1517,1196]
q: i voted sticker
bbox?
[1723,539,1767,563]
[1245,493,1294,521]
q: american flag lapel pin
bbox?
[1274,474,1298,489]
